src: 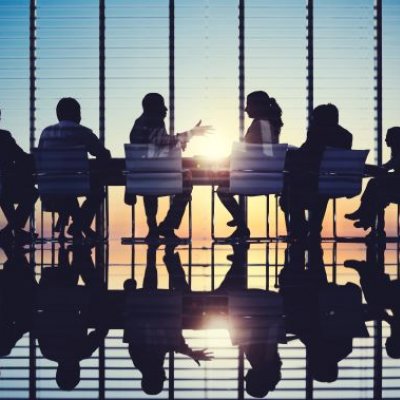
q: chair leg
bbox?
[211,184,216,240]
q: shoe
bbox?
[354,220,372,230]
[226,219,237,227]
[344,259,365,272]
[83,227,101,241]
[158,223,181,242]
[345,210,363,221]
[145,229,159,243]
[14,229,37,245]
[0,227,13,243]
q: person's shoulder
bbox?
[338,125,353,139]
[0,129,12,136]
[41,122,60,134]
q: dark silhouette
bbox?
[217,244,284,398]
[217,91,283,239]
[346,127,400,237]
[281,104,353,240]
[0,244,36,357]
[279,242,367,383]
[38,98,111,240]
[36,244,107,390]
[123,244,212,395]
[345,241,400,359]
[129,93,211,241]
[0,109,38,244]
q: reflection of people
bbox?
[129,93,211,241]
[0,244,36,357]
[36,244,107,390]
[281,104,352,240]
[39,98,111,240]
[217,91,283,239]
[217,244,285,397]
[345,242,400,359]
[124,244,212,395]
[280,242,366,383]
[346,127,400,236]
[0,108,38,244]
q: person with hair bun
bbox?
[217,91,283,240]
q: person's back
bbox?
[38,98,111,239]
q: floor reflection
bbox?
[1,239,400,399]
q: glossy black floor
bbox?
[1,237,400,400]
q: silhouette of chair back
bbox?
[318,148,369,198]
[124,291,181,345]
[34,146,90,198]
[229,142,288,195]
[124,144,183,196]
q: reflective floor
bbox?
[1,238,400,399]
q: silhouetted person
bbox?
[36,244,107,390]
[0,109,38,244]
[279,242,366,383]
[0,244,36,357]
[124,244,212,395]
[345,241,400,359]
[217,244,284,398]
[217,91,283,239]
[129,93,211,241]
[281,104,352,240]
[39,98,111,240]
[346,127,400,237]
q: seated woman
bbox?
[346,127,400,235]
[217,91,283,239]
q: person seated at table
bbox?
[0,108,38,244]
[217,91,283,240]
[39,98,111,240]
[129,93,211,241]
[345,127,400,237]
[281,104,352,241]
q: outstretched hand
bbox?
[190,348,214,366]
[190,120,214,137]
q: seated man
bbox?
[281,104,352,240]
[0,108,38,243]
[39,98,111,239]
[128,93,211,241]
[345,127,400,236]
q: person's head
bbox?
[141,368,166,395]
[56,361,80,391]
[245,91,283,127]
[56,98,81,124]
[386,336,400,359]
[385,127,400,152]
[311,103,339,127]
[245,367,281,398]
[142,93,167,119]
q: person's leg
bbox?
[78,187,105,236]
[216,188,244,227]
[143,196,158,236]
[13,188,39,230]
[308,197,329,239]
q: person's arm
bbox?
[175,335,213,365]
[383,155,400,171]
[85,130,111,160]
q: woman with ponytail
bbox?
[217,91,283,239]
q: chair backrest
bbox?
[33,146,90,197]
[229,142,288,195]
[318,148,369,198]
[124,143,183,196]
[125,143,181,172]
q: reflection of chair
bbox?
[212,142,288,241]
[123,144,191,243]
[34,147,90,240]
[318,148,369,238]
